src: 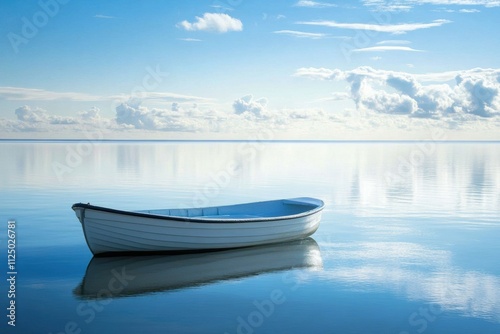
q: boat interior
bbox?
[136,198,322,219]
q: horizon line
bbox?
[1,139,499,144]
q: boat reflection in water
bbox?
[74,238,322,299]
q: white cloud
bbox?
[353,46,423,52]
[15,105,77,125]
[115,101,211,131]
[454,72,500,117]
[78,107,101,121]
[376,39,411,45]
[295,66,500,119]
[177,38,202,42]
[273,30,328,39]
[414,70,461,82]
[111,91,214,104]
[177,13,243,33]
[94,14,116,19]
[111,97,330,134]
[15,105,49,123]
[0,87,105,101]
[294,0,338,7]
[315,92,352,102]
[2,86,499,139]
[232,95,268,117]
[2,102,217,134]
[209,4,234,12]
[4,106,108,133]
[363,0,500,11]
[293,67,343,80]
[297,19,451,34]
[0,86,212,106]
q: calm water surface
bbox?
[0,141,499,334]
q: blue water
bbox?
[1,141,499,334]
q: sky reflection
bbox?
[2,142,499,217]
[319,241,500,323]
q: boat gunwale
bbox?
[72,199,324,224]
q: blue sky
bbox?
[1,0,500,139]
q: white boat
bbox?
[72,197,324,255]
[74,238,322,299]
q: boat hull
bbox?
[72,198,324,255]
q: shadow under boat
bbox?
[74,237,323,299]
